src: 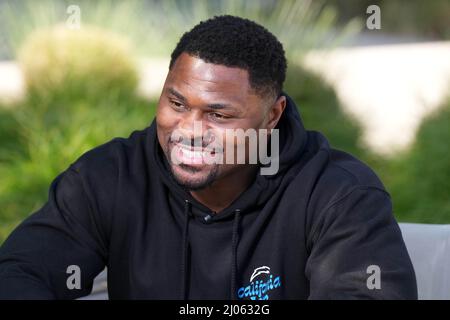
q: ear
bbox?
[266,95,286,131]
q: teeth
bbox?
[175,143,217,164]
[180,148,204,159]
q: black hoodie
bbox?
[0,95,417,300]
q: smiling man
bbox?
[0,15,417,300]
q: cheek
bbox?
[157,104,182,137]
[156,105,178,148]
[157,104,177,127]
[208,129,243,164]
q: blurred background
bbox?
[0,0,449,244]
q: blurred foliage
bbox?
[380,0,450,40]
[0,25,154,243]
[0,97,155,243]
[0,0,362,60]
[386,101,450,223]
[331,0,450,40]
[19,25,138,105]
[0,96,155,243]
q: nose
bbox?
[178,109,201,132]
[175,111,207,145]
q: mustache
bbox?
[169,134,220,149]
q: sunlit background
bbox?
[0,0,449,244]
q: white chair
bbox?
[78,269,108,300]
[399,223,450,300]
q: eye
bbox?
[169,100,186,110]
[210,112,228,121]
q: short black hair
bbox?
[169,15,287,99]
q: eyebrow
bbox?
[166,87,240,113]
[167,88,186,102]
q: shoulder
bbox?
[316,148,388,200]
[55,127,151,223]
[305,145,391,228]
[301,131,388,206]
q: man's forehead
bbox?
[166,53,254,103]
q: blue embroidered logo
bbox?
[237,266,282,300]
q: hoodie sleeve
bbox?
[305,186,417,299]
[0,166,107,299]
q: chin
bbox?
[170,163,219,191]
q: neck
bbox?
[190,165,258,213]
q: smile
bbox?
[173,143,218,165]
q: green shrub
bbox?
[0,25,152,244]
[387,100,450,223]
[18,25,138,105]
[0,97,155,244]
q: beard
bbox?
[173,164,219,191]
[164,143,220,191]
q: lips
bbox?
[172,143,217,165]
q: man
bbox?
[0,15,417,299]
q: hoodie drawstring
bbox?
[180,202,242,300]
[180,200,192,300]
[230,209,241,300]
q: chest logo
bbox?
[237,266,282,300]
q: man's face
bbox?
[156,53,278,190]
